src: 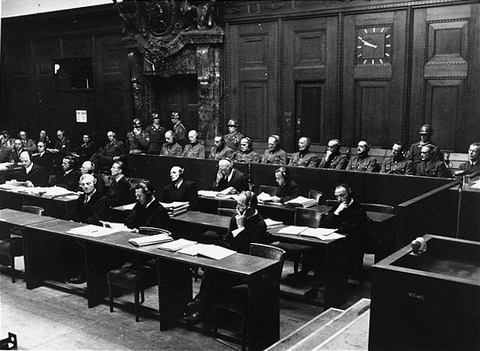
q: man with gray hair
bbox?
[18,151,48,187]
[160,130,183,156]
[346,140,377,172]
[90,131,127,172]
[79,160,106,194]
[288,137,318,167]
[212,159,248,194]
[209,135,234,160]
[181,130,205,159]
[415,144,447,177]
[318,139,349,170]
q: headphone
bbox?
[270,134,280,143]
[241,136,251,147]
[337,183,352,195]
[138,181,154,196]
[276,166,289,179]
[244,190,253,212]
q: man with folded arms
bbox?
[318,139,349,170]
[159,166,198,210]
[90,131,127,172]
[212,159,249,194]
[261,135,287,165]
[183,191,269,325]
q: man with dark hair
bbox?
[160,130,183,156]
[455,142,480,179]
[318,139,349,170]
[271,166,299,203]
[124,182,171,231]
[159,166,198,209]
[346,140,377,172]
[0,133,12,163]
[90,131,127,171]
[289,137,318,167]
[171,111,187,145]
[415,144,447,177]
[48,129,71,158]
[181,130,205,159]
[407,124,440,166]
[10,139,23,163]
[107,161,133,208]
[146,112,166,153]
[209,135,234,160]
[183,191,269,325]
[18,151,48,187]
[72,134,96,164]
[232,136,260,163]
[212,159,248,194]
[126,118,150,154]
[262,135,287,165]
[32,141,54,174]
[53,156,80,191]
[381,142,413,175]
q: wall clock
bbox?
[356,26,392,65]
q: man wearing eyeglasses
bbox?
[415,144,447,177]
[318,139,349,170]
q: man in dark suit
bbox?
[53,156,80,191]
[212,159,248,194]
[270,166,299,203]
[32,141,54,174]
[159,166,198,209]
[455,142,480,179]
[10,139,23,163]
[124,181,171,231]
[18,151,48,187]
[107,161,132,208]
[64,173,108,284]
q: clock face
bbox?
[356,26,392,65]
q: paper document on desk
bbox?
[300,227,338,240]
[100,221,131,232]
[284,196,317,208]
[264,218,283,229]
[0,181,28,189]
[258,192,274,202]
[177,243,236,260]
[67,224,120,237]
[157,238,197,252]
[198,190,220,198]
[128,233,173,247]
[277,226,309,235]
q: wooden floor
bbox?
[0,258,372,350]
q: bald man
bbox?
[18,151,48,187]
[159,166,199,209]
[181,130,205,159]
[212,159,248,193]
[160,130,183,157]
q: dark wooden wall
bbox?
[220,0,480,153]
[0,5,131,147]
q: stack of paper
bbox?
[284,196,317,208]
[277,226,343,240]
[159,201,189,217]
[177,244,236,260]
[157,238,197,252]
[67,224,120,237]
[264,218,283,229]
[128,233,173,247]
[257,192,274,202]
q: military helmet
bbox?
[419,124,433,135]
[227,119,239,127]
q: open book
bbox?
[177,243,236,260]
[277,225,342,240]
[284,196,317,208]
[128,233,173,247]
[157,238,197,252]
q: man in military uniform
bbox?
[381,142,413,175]
[407,124,440,166]
[146,112,166,153]
[346,140,378,172]
[209,135,234,160]
[171,112,187,145]
[288,137,318,167]
[90,131,127,172]
[181,130,205,158]
[318,139,349,170]
[455,142,480,179]
[48,129,71,159]
[232,137,260,163]
[160,130,183,157]
[126,118,150,154]
[223,119,243,151]
[415,144,447,177]
[261,135,287,165]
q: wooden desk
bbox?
[0,188,77,218]
[9,210,279,350]
[0,163,22,184]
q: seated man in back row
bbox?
[159,166,198,209]
[346,140,377,172]
[212,159,249,194]
[183,191,269,324]
[455,142,480,179]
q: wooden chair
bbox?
[325,199,337,207]
[0,205,44,283]
[107,227,161,322]
[308,189,323,205]
[213,243,285,351]
[272,208,322,275]
[259,184,277,196]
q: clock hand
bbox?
[359,38,378,49]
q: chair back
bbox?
[217,208,237,217]
[308,189,323,205]
[128,177,148,190]
[249,243,285,277]
[294,207,322,228]
[217,199,237,216]
[360,203,394,214]
[325,199,337,207]
[21,205,44,216]
[259,185,277,196]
